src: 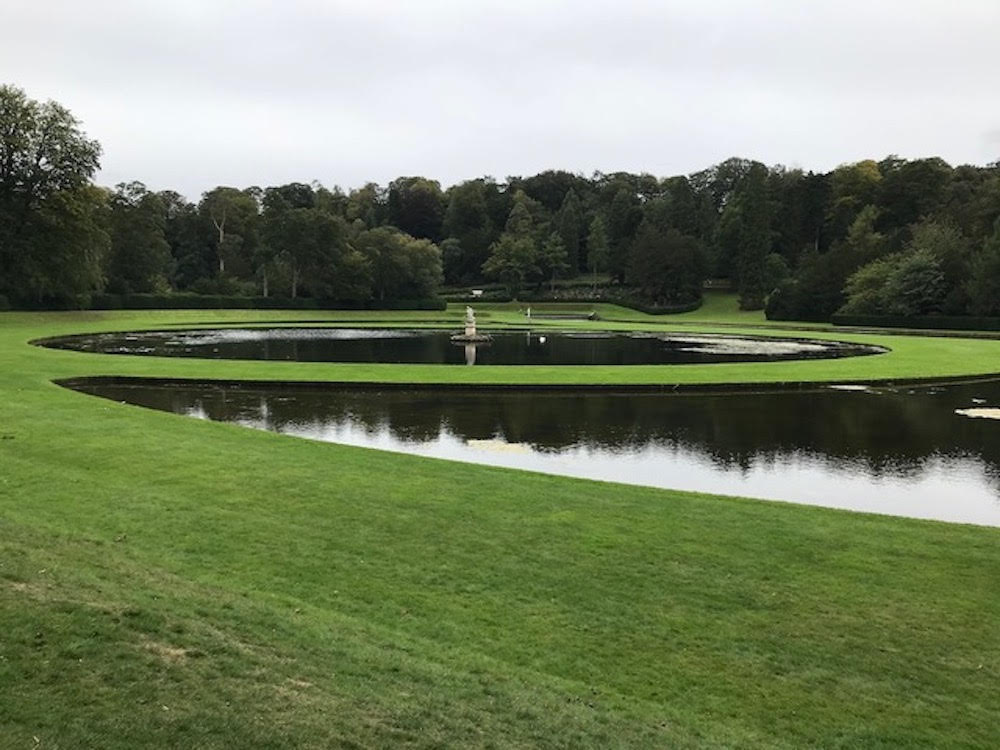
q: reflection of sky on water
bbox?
[178,396,1000,527]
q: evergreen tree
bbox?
[555,188,584,273]
[481,235,537,297]
[539,232,570,291]
[586,216,610,291]
[442,180,492,282]
[481,190,544,295]
[735,163,773,310]
[605,187,642,282]
[662,176,700,237]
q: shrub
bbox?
[830,314,1000,331]
[86,294,446,311]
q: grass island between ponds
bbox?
[2,294,999,749]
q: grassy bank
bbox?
[14,297,1000,387]
[2,304,999,748]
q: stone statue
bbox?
[465,306,476,338]
[451,304,491,344]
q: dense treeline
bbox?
[2,84,999,318]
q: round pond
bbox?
[40,327,887,365]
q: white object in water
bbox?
[955,408,1000,420]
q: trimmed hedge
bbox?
[831,314,1000,331]
[446,289,703,316]
[87,293,446,312]
[0,294,10,311]
[603,296,702,316]
[445,292,514,303]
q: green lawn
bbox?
[17,297,1000,386]
[2,303,999,748]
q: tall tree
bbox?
[20,184,109,304]
[353,227,442,301]
[504,192,537,238]
[480,190,544,295]
[517,170,587,212]
[627,221,705,305]
[442,179,493,282]
[481,234,537,297]
[734,163,773,310]
[314,184,348,218]
[688,157,755,212]
[844,204,886,259]
[346,182,386,228]
[538,232,570,291]
[966,220,1000,316]
[198,186,260,277]
[713,202,743,280]
[877,156,951,233]
[825,160,882,243]
[386,177,445,241]
[263,202,353,299]
[105,182,173,294]
[661,176,700,237]
[605,187,642,282]
[586,215,610,291]
[0,85,103,305]
[554,188,584,273]
[906,218,970,314]
[158,191,210,291]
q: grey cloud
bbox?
[3,0,999,199]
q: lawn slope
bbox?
[1,304,999,748]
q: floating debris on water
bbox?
[955,408,1000,420]
[465,439,532,454]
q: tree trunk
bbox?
[262,268,269,298]
[291,266,299,298]
[213,212,226,275]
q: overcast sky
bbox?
[3,0,999,200]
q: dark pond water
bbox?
[41,328,885,365]
[62,377,1000,526]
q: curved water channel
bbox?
[40,327,886,365]
[62,376,1000,526]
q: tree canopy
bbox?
[5,85,1000,317]
[1,84,103,304]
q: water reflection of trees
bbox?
[81,382,1000,484]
